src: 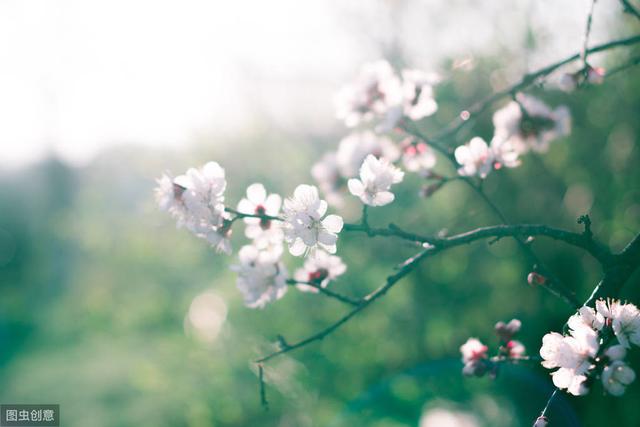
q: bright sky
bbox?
[0,0,620,168]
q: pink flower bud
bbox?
[527,272,547,286]
[587,66,605,85]
[495,318,522,341]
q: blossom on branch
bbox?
[495,318,522,342]
[335,60,402,128]
[401,69,439,121]
[181,161,227,229]
[506,340,526,358]
[602,360,636,396]
[231,245,288,309]
[492,94,571,154]
[401,140,437,173]
[348,154,404,206]
[190,217,233,255]
[454,137,494,178]
[540,317,600,396]
[155,161,232,254]
[595,299,640,348]
[237,183,284,256]
[460,338,490,377]
[294,251,347,292]
[558,65,606,91]
[155,173,189,225]
[282,185,344,256]
[540,299,640,397]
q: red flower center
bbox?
[255,205,271,230]
[308,268,329,284]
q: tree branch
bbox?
[434,34,640,142]
[581,0,598,68]
[620,0,640,21]
[435,224,611,264]
[286,279,362,306]
[255,248,431,363]
[583,231,640,305]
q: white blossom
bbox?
[401,69,439,121]
[231,245,288,309]
[602,361,636,396]
[190,216,233,254]
[567,306,605,332]
[595,299,640,348]
[236,183,284,256]
[460,338,488,364]
[156,162,233,254]
[539,323,599,396]
[348,154,404,206]
[335,60,402,128]
[282,184,344,256]
[294,251,347,293]
[180,162,227,228]
[401,141,437,173]
[605,344,627,361]
[492,94,571,154]
[155,172,190,225]
[454,137,494,178]
[336,131,400,178]
[490,137,521,170]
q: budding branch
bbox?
[250,31,640,409]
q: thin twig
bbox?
[256,248,431,363]
[286,279,362,306]
[258,363,269,410]
[581,0,598,68]
[540,388,559,418]
[620,0,640,20]
[464,181,580,308]
[433,34,640,142]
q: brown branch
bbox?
[466,180,580,308]
[581,0,598,68]
[620,0,640,20]
[258,363,268,410]
[255,248,432,363]
[434,34,640,142]
[286,279,362,306]
[583,231,640,305]
[435,224,611,264]
[254,222,615,364]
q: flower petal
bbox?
[247,183,266,204]
[322,215,344,233]
[289,239,307,256]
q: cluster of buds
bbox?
[460,318,527,378]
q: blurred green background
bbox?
[2,2,640,427]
